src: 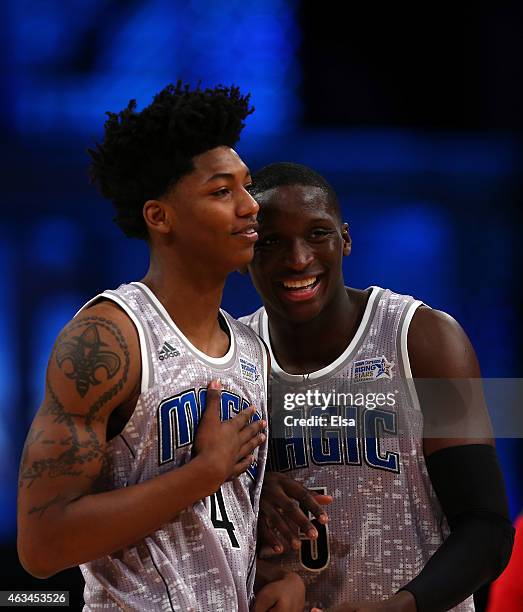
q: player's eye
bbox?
[310,228,332,239]
[255,235,278,248]
[212,187,231,197]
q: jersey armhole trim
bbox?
[257,335,270,410]
[400,299,424,413]
[76,292,151,394]
[253,333,269,502]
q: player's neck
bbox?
[267,286,368,375]
[141,255,229,358]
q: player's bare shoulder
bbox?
[408,305,481,378]
[46,299,141,419]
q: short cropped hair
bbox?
[88,82,254,239]
[250,162,341,219]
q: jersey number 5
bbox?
[209,488,240,548]
[299,486,330,571]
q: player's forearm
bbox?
[18,455,221,578]
[400,514,514,611]
[400,445,514,611]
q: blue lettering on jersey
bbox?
[343,405,361,465]
[158,388,261,480]
[310,406,343,465]
[222,391,242,419]
[363,409,400,473]
[273,406,400,474]
[272,407,309,471]
[158,389,200,460]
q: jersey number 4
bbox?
[299,486,330,571]
[209,488,240,548]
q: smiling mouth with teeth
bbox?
[281,276,318,290]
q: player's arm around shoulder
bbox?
[17,301,141,577]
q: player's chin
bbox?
[228,246,255,271]
[275,298,324,324]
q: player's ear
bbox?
[341,223,351,256]
[143,199,172,235]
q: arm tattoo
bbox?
[28,493,66,519]
[20,316,130,511]
[55,322,121,397]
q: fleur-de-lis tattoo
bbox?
[56,324,121,397]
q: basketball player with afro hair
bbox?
[17,84,304,611]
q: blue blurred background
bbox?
[2,1,522,606]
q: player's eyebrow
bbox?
[205,169,251,183]
[303,215,337,224]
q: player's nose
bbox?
[236,189,259,218]
[284,239,314,271]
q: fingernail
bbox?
[273,545,283,553]
[318,514,328,524]
[307,528,318,539]
[209,379,221,389]
[259,434,266,442]
[291,539,301,550]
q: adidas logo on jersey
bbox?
[158,341,180,360]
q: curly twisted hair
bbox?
[88,82,254,239]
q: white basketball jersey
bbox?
[240,287,474,611]
[78,282,269,611]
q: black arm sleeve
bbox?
[400,444,514,612]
